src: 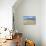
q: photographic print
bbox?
[23,16,36,25]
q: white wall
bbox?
[41,0,46,46]
[13,0,46,46]
[0,0,16,29]
[13,0,41,46]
